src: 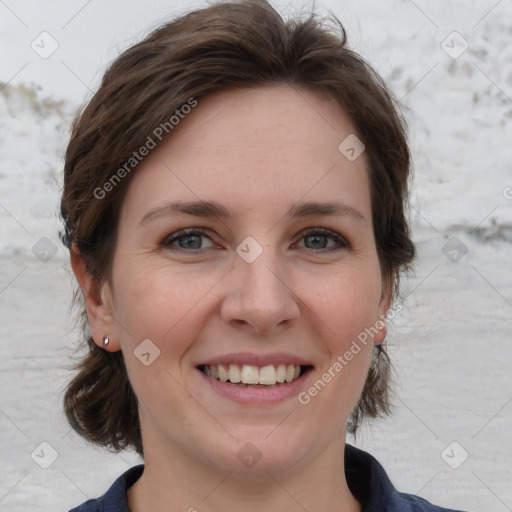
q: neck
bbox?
[127,435,361,512]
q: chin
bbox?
[200,427,314,476]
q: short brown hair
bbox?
[61,0,415,457]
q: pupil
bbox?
[307,235,326,248]
[181,235,200,248]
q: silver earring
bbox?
[103,336,109,347]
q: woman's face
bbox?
[97,85,390,474]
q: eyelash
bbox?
[161,227,349,253]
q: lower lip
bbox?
[196,368,313,405]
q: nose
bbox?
[220,244,300,336]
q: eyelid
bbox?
[294,227,349,251]
[161,227,212,248]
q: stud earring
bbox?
[103,336,109,347]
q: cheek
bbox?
[298,268,380,420]
[111,257,220,351]
[308,263,383,343]
[110,264,207,407]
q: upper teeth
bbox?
[202,364,301,385]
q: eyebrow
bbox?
[140,199,367,226]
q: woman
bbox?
[61,1,467,510]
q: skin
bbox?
[72,84,393,511]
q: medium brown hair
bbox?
[61,0,415,457]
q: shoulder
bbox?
[68,464,144,512]
[393,491,468,511]
[344,444,468,512]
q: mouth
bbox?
[196,363,313,388]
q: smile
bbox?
[198,363,311,387]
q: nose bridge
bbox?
[243,244,284,295]
[221,239,299,333]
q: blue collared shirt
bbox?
[69,444,468,511]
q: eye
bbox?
[161,228,218,251]
[161,227,349,253]
[295,228,349,252]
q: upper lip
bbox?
[196,352,314,367]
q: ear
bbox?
[70,243,121,351]
[374,270,396,346]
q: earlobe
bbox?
[70,244,121,351]
[373,318,388,346]
[374,271,395,346]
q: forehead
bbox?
[166,85,358,159]
[120,85,372,224]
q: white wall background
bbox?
[0,0,511,510]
